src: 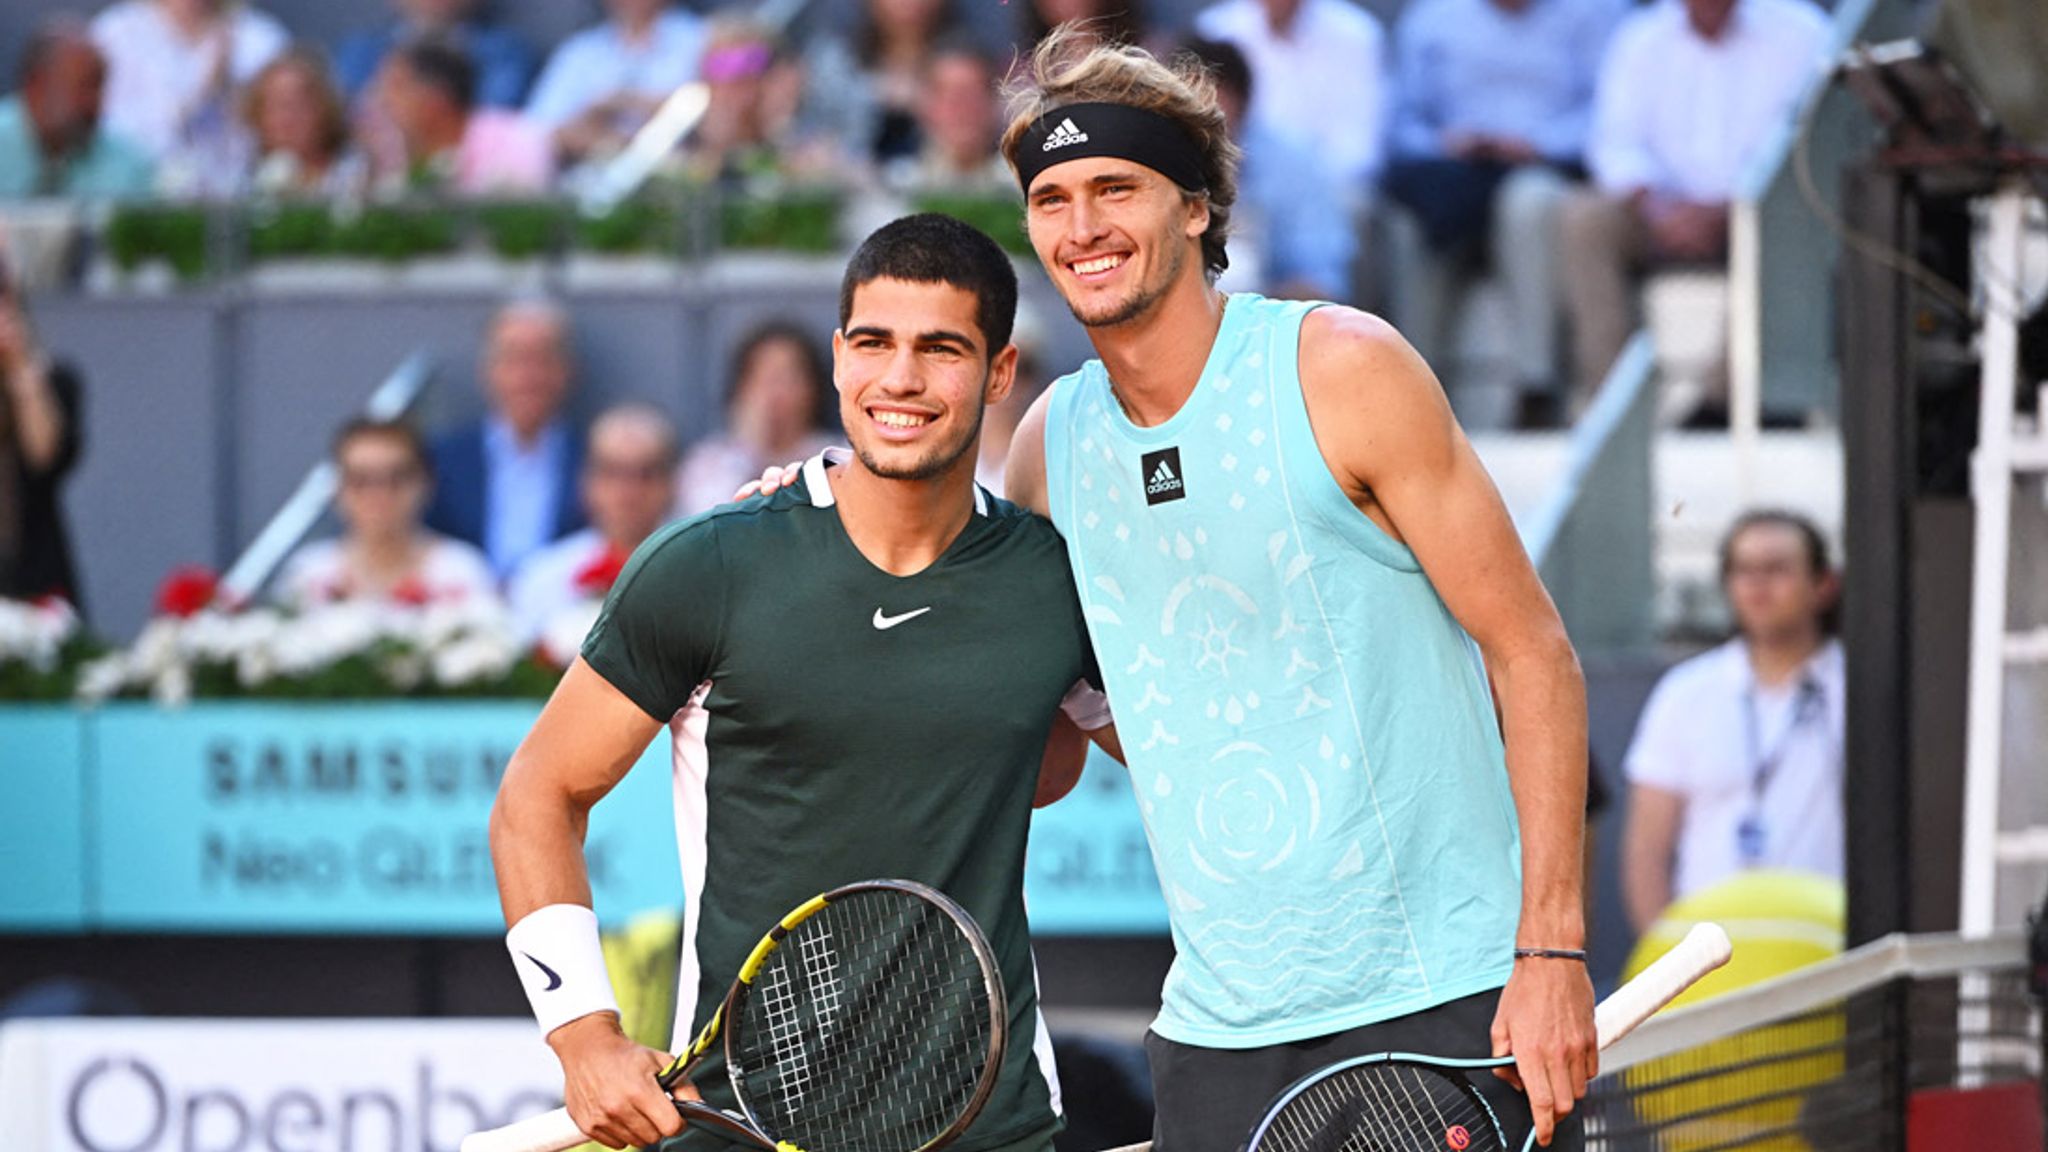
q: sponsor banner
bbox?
[1,703,1167,936]
[0,1018,562,1152]
[1026,748,1168,934]
[0,706,87,929]
[91,702,680,932]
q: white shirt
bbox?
[274,535,499,611]
[524,11,706,130]
[1195,0,1390,191]
[90,0,288,185]
[1624,637,1846,900]
[1587,0,1831,200]
[506,527,610,647]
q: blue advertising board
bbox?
[0,704,1168,935]
[88,702,681,932]
[0,707,87,929]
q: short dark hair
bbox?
[1182,36,1250,102]
[839,214,1018,354]
[396,35,477,112]
[333,417,433,480]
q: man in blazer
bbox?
[426,298,588,579]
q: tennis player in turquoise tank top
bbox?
[999,27,1597,1152]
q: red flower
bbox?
[573,545,629,596]
[154,565,220,618]
[390,577,433,606]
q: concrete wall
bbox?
[25,261,1093,638]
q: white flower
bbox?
[76,653,132,702]
[431,633,516,687]
[131,619,186,680]
[0,597,81,671]
[153,661,193,708]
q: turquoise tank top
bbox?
[1043,294,1521,1047]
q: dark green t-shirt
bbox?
[581,454,1099,1150]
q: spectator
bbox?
[1194,0,1387,198]
[89,0,287,197]
[334,0,533,110]
[1558,0,1829,410]
[1188,36,1354,302]
[508,403,678,650]
[675,321,835,516]
[274,418,497,609]
[0,241,84,609]
[373,36,552,197]
[676,18,815,186]
[1621,510,1843,934]
[1018,0,1147,54]
[525,0,706,169]
[425,299,587,578]
[1382,0,1624,428]
[805,0,963,169]
[880,37,1009,196]
[0,20,153,200]
[241,48,366,199]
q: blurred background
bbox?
[0,0,2044,1146]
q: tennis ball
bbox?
[1618,870,1846,1152]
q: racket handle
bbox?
[459,1106,588,1152]
[1593,921,1732,1050]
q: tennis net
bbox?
[1586,929,2043,1151]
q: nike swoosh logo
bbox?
[872,606,933,630]
[521,952,564,991]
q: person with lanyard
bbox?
[1621,510,1845,934]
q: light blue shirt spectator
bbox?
[1239,121,1355,298]
[335,19,533,109]
[483,417,570,578]
[0,96,153,199]
[525,9,705,131]
[1389,0,1626,164]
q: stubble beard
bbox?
[1064,238,1186,331]
[852,401,986,483]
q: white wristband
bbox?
[505,903,621,1038]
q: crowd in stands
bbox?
[1,0,1838,426]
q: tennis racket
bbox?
[1244,922,1733,1152]
[462,879,1009,1152]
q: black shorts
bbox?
[1144,988,1587,1152]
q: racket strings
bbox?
[1256,1063,1508,1152]
[730,889,997,1152]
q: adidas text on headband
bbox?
[1014,102,1209,195]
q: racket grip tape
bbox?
[458,1105,587,1152]
[1592,921,1732,1050]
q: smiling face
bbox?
[834,277,1015,483]
[336,429,431,542]
[1025,155,1208,330]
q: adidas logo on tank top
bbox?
[1142,447,1186,504]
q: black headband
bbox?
[1014,102,1209,195]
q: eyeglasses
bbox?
[340,465,424,491]
[589,460,671,484]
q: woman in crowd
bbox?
[275,418,497,609]
[674,321,836,516]
[804,0,963,168]
[242,48,365,198]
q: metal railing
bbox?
[1524,331,1658,653]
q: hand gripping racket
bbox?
[1245,922,1733,1152]
[463,879,1009,1152]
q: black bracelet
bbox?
[1513,947,1588,962]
